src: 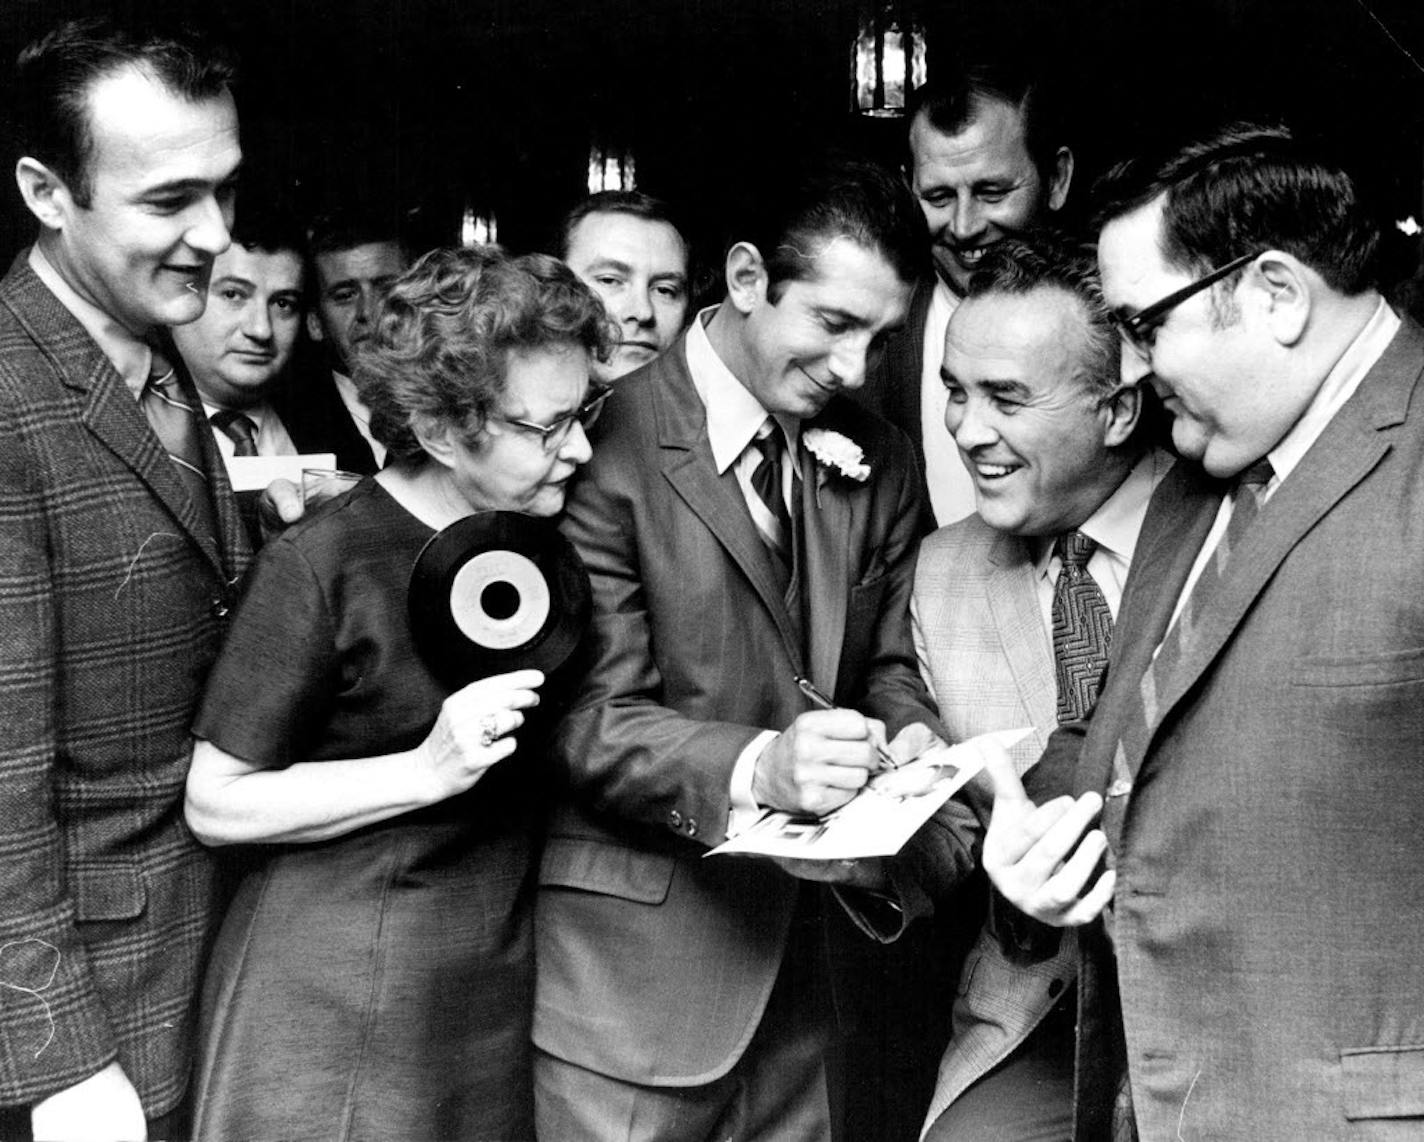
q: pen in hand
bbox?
[794,675,899,771]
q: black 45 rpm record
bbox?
[408,511,591,687]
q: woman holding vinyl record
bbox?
[183,246,611,1141]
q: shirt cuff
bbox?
[727,729,778,838]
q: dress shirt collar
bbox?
[29,244,152,399]
[1034,447,1171,580]
[685,306,801,476]
[1267,296,1399,488]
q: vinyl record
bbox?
[408,511,591,687]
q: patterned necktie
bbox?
[748,419,793,585]
[211,409,260,457]
[141,342,218,542]
[1051,531,1113,723]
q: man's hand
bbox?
[31,1061,146,1141]
[752,709,884,816]
[982,745,1115,927]
[257,477,304,539]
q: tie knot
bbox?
[1237,458,1274,489]
[1054,530,1097,570]
[146,340,176,390]
[753,420,782,464]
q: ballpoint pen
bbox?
[793,675,899,770]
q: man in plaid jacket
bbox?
[0,17,248,1140]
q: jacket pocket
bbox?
[539,837,675,905]
[69,857,147,921]
[1341,1045,1424,1119]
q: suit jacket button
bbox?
[668,809,683,829]
[684,817,698,837]
[210,596,230,618]
[1048,978,1064,997]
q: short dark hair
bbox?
[306,204,410,262]
[1093,121,1381,296]
[557,190,687,261]
[908,58,1065,182]
[230,197,305,261]
[13,16,236,208]
[356,247,613,464]
[739,155,926,301]
[965,232,1116,398]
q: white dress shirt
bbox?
[201,399,299,470]
[1033,448,1174,630]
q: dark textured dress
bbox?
[190,479,538,1142]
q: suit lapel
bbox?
[984,531,1056,756]
[656,341,806,672]
[2,262,239,580]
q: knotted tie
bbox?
[211,409,260,457]
[748,419,793,585]
[1051,531,1113,724]
[141,342,218,542]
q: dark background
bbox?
[2,0,1423,285]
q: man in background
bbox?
[914,235,1165,1140]
[0,17,246,1140]
[858,57,1073,527]
[275,208,409,472]
[559,189,691,383]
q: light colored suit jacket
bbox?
[0,258,249,1114]
[1039,316,1424,1139]
[535,334,978,1086]
[911,515,1079,1133]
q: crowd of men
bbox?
[1,11,1421,1142]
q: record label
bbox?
[408,511,591,687]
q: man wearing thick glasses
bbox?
[983,122,1424,1138]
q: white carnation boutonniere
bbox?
[804,427,870,484]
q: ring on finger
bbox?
[478,714,502,748]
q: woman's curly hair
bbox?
[354,246,614,463]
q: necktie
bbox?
[141,342,218,542]
[1051,531,1113,723]
[748,419,792,584]
[1104,458,1276,852]
[211,409,260,457]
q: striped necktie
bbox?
[211,408,260,457]
[748,419,792,584]
[1051,530,1113,723]
[141,342,218,542]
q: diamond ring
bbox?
[478,714,501,748]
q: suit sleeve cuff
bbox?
[726,730,778,838]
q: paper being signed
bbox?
[707,727,1033,861]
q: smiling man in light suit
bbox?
[912,234,1167,1141]
[534,158,979,1141]
[987,123,1424,1139]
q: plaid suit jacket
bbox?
[910,514,1080,1133]
[0,257,250,1116]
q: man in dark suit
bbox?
[0,17,248,1141]
[273,210,409,474]
[858,59,1073,528]
[985,123,1424,1138]
[534,158,979,1141]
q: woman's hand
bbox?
[417,669,545,800]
